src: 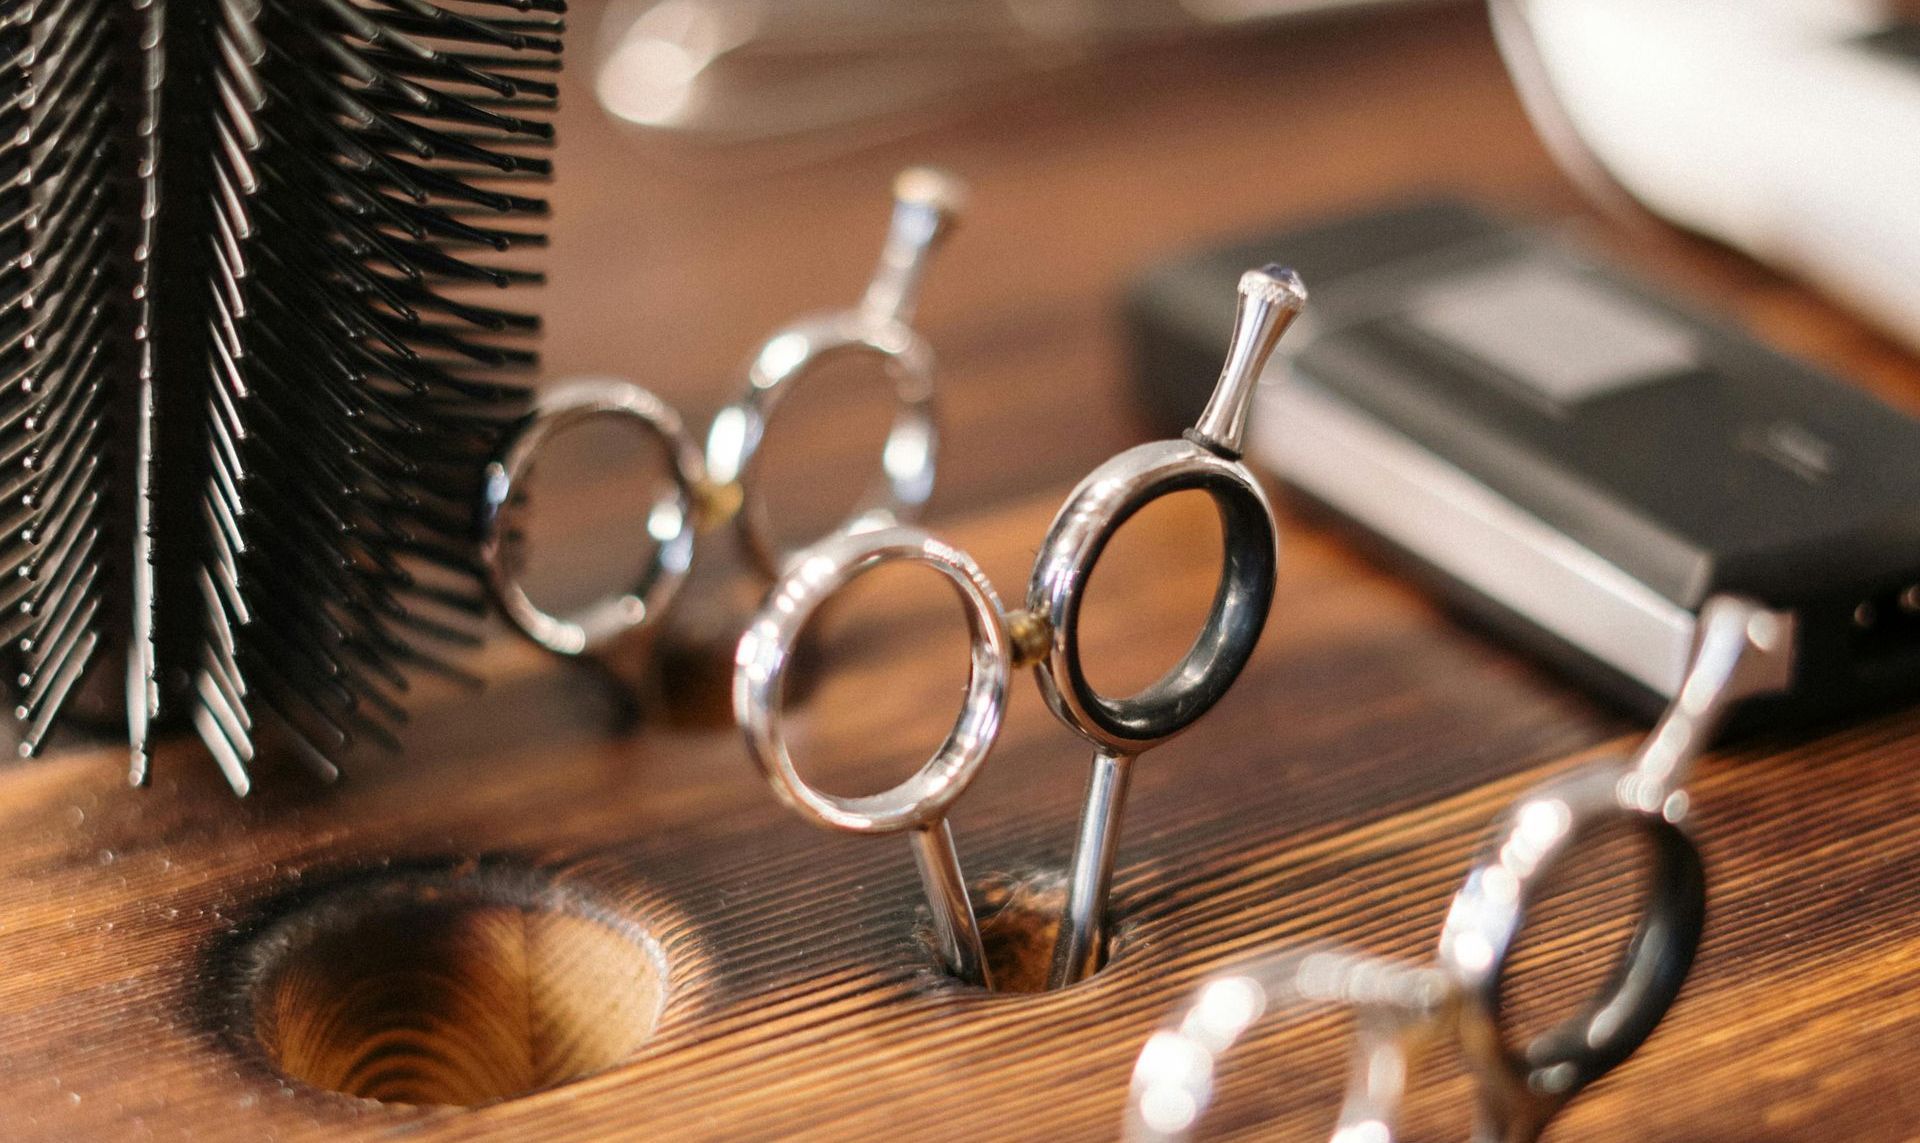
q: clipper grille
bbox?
[2,0,561,792]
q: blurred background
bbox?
[519,0,1920,640]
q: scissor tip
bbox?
[1239,265,1308,311]
[894,166,969,220]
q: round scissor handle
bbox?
[705,315,938,579]
[1026,438,1279,754]
[479,379,708,657]
[733,526,1010,834]
[1126,947,1453,1143]
[1438,759,1707,1140]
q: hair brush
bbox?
[1,0,562,793]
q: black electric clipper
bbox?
[1127,200,1920,726]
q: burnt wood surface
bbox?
[1,3,1917,1139]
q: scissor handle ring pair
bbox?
[734,442,1277,837]
[476,167,963,658]
[733,264,1302,992]
[1126,757,1705,1143]
[476,338,935,658]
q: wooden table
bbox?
[3,3,1917,1138]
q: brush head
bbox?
[2,0,123,760]
[8,0,564,790]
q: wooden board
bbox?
[2,3,1918,1138]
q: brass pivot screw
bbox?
[693,478,744,532]
[1006,608,1053,669]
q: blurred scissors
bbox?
[734,266,1307,989]
[1126,596,1793,1141]
[477,167,964,656]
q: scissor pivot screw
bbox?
[1006,608,1053,668]
[693,480,744,531]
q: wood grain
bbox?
[2,3,1918,1139]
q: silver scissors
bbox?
[477,167,965,656]
[734,266,1308,989]
[1126,595,1793,1142]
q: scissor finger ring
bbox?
[1025,265,1308,754]
[734,525,1011,987]
[478,379,706,656]
[1438,760,1707,1143]
[707,166,963,578]
[1029,441,1278,751]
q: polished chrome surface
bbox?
[1051,748,1135,988]
[485,168,962,657]
[1042,266,1299,988]
[478,379,707,657]
[707,165,962,577]
[1191,266,1307,458]
[862,167,968,328]
[735,265,1302,992]
[910,819,994,990]
[733,525,1007,987]
[1622,596,1793,811]
[1128,594,1792,1139]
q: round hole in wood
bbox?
[936,870,1131,994]
[244,873,668,1106]
[976,878,1064,994]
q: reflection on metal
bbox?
[1128,596,1792,1141]
[736,267,1305,992]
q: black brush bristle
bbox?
[4,0,123,756]
[7,0,558,791]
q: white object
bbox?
[1495,0,1920,352]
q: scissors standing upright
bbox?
[735,265,1308,990]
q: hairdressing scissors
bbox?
[477,167,965,656]
[734,266,1307,989]
[1126,595,1793,1141]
